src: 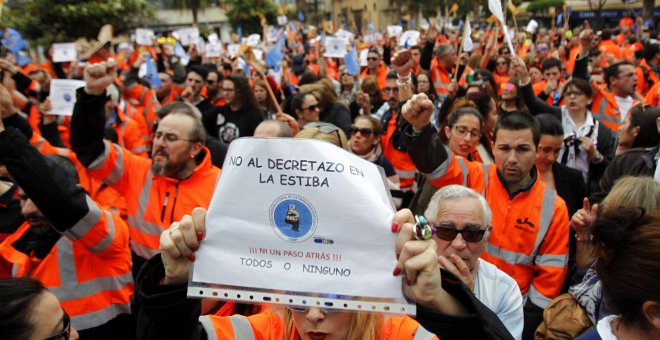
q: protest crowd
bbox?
[1,2,660,339]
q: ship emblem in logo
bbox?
[269,194,317,242]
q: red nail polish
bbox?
[396,252,400,260]
[391,222,399,233]
[406,279,412,286]
[196,232,204,241]
[187,254,196,262]
[392,267,401,276]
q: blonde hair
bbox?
[295,124,350,151]
[300,78,346,111]
[280,308,384,340]
[601,177,660,212]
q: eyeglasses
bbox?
[431,222,487,242]
[350,126,373,137]
[367,57,378,61]
[303,104,319,111]
[154,131,194,144]
[453,125,481,139]
[383,87,399,94]
[44,309,71,340]
[303,122,345,149]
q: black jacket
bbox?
[590,146,659,203]
[133,254,514,340]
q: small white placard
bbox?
[52,43,77,63]
[49,79,86,116]
[324,37,349,58]
[135,28,155,46]
[178,27,200,46]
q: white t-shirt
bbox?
[595,315,619,340]
[614,95,634,122]
[474,259,524,340]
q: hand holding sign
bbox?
[161,207,206,284]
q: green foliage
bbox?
[223,0,278,36]
[526,0,565,13]
[2,0,155,46]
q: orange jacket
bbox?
[0,212,133,331]
[124,84,160,140]
[533,80,566,106]
[360,63,388,90]
[590,84,642,131]
[86,141,220,259]
[110,105,149,157]
[425,158,569,308]
[644,81,660,106]
[636,59,659,96]
[198,312,438,340]
[121,102,151,147]
[382,113,417,192]
[430,63,470,102]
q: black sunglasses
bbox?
[303,104,318,111]
[303,122,345,149]
[432,222,487,243]
[44,309,71,340]
[350,126,373,137]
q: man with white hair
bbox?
[423,185,523,340]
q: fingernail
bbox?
[187,254,196,262]
[406,279,412,286]
[391,222,399,233]
[196,232,204,241]
[396,252,400,260]
[392,267,401,276]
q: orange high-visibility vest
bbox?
[198,312,438,340]
[360,63,388,90]
[86,141,220,259]
[382,113,417,192]
[590,85,642,131]
[644,82,660,107]
[112,105,149,157]
[0,208,133,331]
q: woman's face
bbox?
[564,85,590,113]
[495,58,509,75]
[617,112,639,149]
[291,309,353,340]
[254,85,268,103]
[297,95,320,125]
[29,291,79,340]
[501,82,518,100]
[445,114,482,157]
[417,74,431,94]
[340,73,354,87]
[349,119,377,156]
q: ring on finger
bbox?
[169,225,181,237]
[413,215,435,240]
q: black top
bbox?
[202,105,264,144]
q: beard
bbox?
[151,148,191,178]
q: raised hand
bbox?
[83,59,117,95]
[390,49,414,78]
[579,20,594,56]
[160,207,207,284]
[401,93,434,130]
[570,197,599,235]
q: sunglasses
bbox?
[44,309,71,340]
[367,57,378,61]
[303,122,345,149]
[303,104,318,111]
[432,222,487,242]
[350,126,373,137]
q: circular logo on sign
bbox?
[269,194,317,242]
[63,93,72,102]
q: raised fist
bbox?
[391,49,413,78]
[401,93,434,130]
[83,59,117,95]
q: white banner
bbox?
[205,42,223,58]
[247,34,261,47]
[52,43,77,63]
[177,27,200,46]
[387,25,403,38]
[399,30,420,46]
[359,49,369,66]
[49,79,86,116]
[190,138,413,314]
[334,29,354,42]
[135,28,154,46]
[323,37,348,58]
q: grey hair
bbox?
[424,185,492,234]
[436,44,455,58]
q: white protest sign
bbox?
[526,19,539,34]
[363,32,383,44]
[323,37,348,58]
[190,138,414,314]
[359,49,369,66]
[227,44,240,58]
[177,27,200,46]
[253,49,264,60]
[277,15,288,26]
[49,79,86,116]
[135,28,154,46]
[399,30,420,46]
[208,33,219,43]
[205,42,223,58]
[387,25,403,38]
[334,29,354,41]
[51,43,77,63]
[266,26,279,42]
[247,34,261,47]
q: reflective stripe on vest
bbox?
[50,239,131,330]
[130,240,159,260]
[481,163,489,196]
[199,316,217,340]
[485,188,557,266]
[527,283,553,309]
[414,326,436,340]
[230,315,255,340]
[126,174,163,237]
[455,157,468,186]
[61,197,116,253]
[396,169,417,179]
[89,143,125,186]
[131,145,150,155]
[433,68,451,94]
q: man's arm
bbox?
[70,89,109,166]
